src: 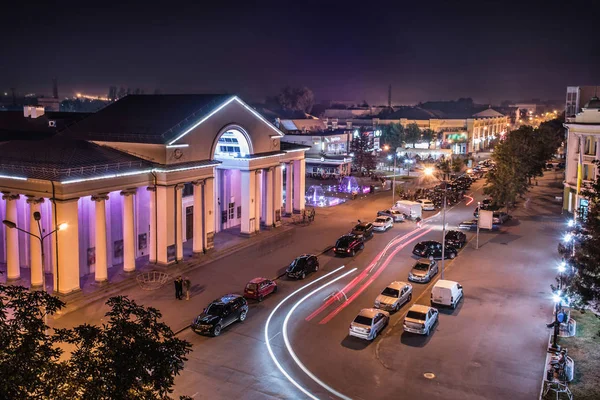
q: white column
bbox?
[274,164,283,226]
[254,170,262,232]
[240,170,256,235]
[3,193,20,280]
[175,183,184,260]
[192,181,204,253]
[121,189,136,273]
[26,197,44,287]
[147,187,157,263]
[293,159,306,212]
[264,167,274,226]
[92,194,109,282]
[285,161,293,215]
[55,199,80,294]
[156,186,169,264]
[204,177,215,250]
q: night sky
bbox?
[2,0,598,105]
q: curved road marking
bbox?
[282,268,358,400]
[265,265,347,400]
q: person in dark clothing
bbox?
[175,276,183,300]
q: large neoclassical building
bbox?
[0,95,307,295]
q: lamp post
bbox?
[558,261,566,291]
[476,201,481,250]
[385,145,398,206]
[549,293,564,352]
[3,214,66,331]
[440,180,448,278]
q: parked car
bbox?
[191,294,248,337]
[374,281,413,311]
[557,162,565,169]
[372,216,393,232]
[244,277,277,301]
[349,308,390,341]
[333,234,364,257]
[408,259,438,283]
[431,279,463,309]
[445,230,467,248]
[377,209,406,222]
[403,304,438,336]
[352,221,374,240]
[412,241,458,260]
[417,198,436,211]
[493,212,511,224]
[286,254,319,279]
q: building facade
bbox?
[0,95,307,295]
[566,86,600,118]
[563,97,600,216]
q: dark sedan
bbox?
[286,254,319,279]
[445,230,467,248]
[334,234,364,257]
[412,241,458,260]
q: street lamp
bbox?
[549,292,565,352]
[3,215,67,292]
[440,181,448,278]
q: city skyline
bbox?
[2,0,599,104]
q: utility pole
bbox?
[441,181,447,278]
[388,85,392,109]
[476,201,480,249]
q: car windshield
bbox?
[446,232,459,239]
[381,287,400,297]
[205,303,224,315]
[375,218,387,223]
[354,225,366,231]
[289,258,307,270]
[245,283,258,291]
[406,311,427,321]
[413,263,429,271]
[353,315,373,326]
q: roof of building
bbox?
[472,108,505,118]
[280,141,312,151]
[0,110,90,141]
[383,107,446,120]
[62,94,232,144]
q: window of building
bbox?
[583,163,596,181]
[228,202,235,220]
[182,183,194,197]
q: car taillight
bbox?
[347,249,351,253]
[366,328,371,333]
[333,248,336,251]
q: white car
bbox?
[372,216,393,232]
[349,308,390,341]
[374,281,412,312]
[377,209,405,222]
[403,304,438,336]
[417,198,435,211]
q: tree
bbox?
[404,123,421,147]
[350,130,376,174]
[380,123,404,152]
[560,164,600,313]
[452,156,464,173]
[57,296,192,400]
[276,86,314,114]
[421,129,436,148]
[0,284,70,399]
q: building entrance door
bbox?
[186,206,193,240]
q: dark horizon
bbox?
[2,0,598,105]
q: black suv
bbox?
[191,294,248,337]
[412,240,458,260]
[286,254,319,279]
[445,230,467,248]
[334,233,364,257]
[351,221,374,241]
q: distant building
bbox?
[566,86,600,117]
[563,96,600,216]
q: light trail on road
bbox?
[465,194,474,206]
[305,228,426,322]
[282,268,358,400]
[319,228,432,324]
[264,265,349,400]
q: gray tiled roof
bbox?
[62,94,232,144]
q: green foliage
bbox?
[350,130,376,173]
[380,123,404,151]
[276,86,314,113]
[0,287,192,400]
[452,157,464,173]
[404,123,421,146]
[484,120,563,209]
[561,164,600,312]
[0,285,69,399]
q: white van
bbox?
[431,279,463,309]
[393,200,422,219]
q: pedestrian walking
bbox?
[184,276,191,300]
[174,277,181,300]
[416,217,422,228]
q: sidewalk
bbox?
[43,189,397,334]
